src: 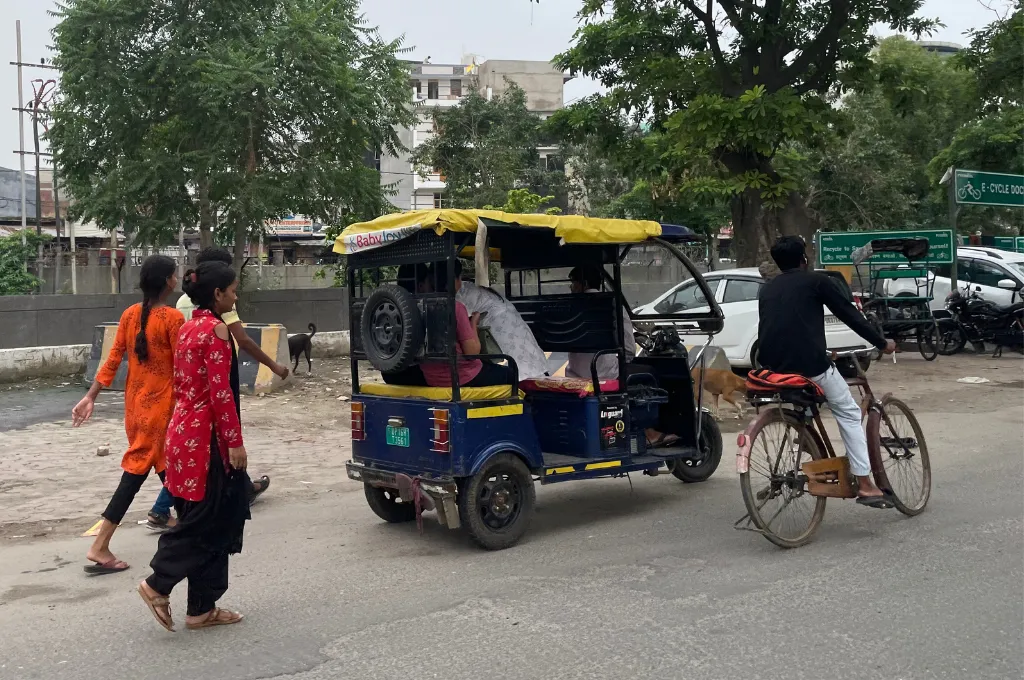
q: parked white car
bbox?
[883,247,1024,313]
[634,268,874,368]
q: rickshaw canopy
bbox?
[334,209,695,255]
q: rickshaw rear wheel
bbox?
[360,285,424,373]
[458,453,536,550]
[669,410,722,483]
[364,484,417,523]
[917,321,939,361]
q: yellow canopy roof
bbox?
[333,209,662,255]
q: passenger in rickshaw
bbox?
[565,265,680,448]
[418,262,516,388]
[454,261,549,380]
[565,265,637,380]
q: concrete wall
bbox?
[477,60,567,113]
[0,344,89,383]
[0,287,348,349]
[34,263,335,296]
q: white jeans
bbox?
[810,366,870,477]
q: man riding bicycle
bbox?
[757,236,897,508]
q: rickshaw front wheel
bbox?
[364,484,417,523]
[458,453,536,551]
[669,410,723,483]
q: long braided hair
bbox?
[134,255,177,362]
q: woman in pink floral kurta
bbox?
[139,262,251,632]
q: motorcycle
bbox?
[936,286,1024,357]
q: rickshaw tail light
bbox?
[351,402,366,441]
[430,408,450,454]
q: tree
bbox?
[410,84,562,210]
[929,7,1024,234]
[483,188,562,215]
[554,0,936,265]
[49,0,414,261]
[792,37,974,232]
[0,231,50,295]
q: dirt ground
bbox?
[1,352,1020,541]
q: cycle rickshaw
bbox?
[852,237,941,360]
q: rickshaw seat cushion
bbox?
[520,376,620,397]
[359,383,524,401]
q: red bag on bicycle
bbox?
[745,369,825,398]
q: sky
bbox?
[0,0,1013,175]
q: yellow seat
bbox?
[359,383,524,401]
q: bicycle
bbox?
[735,349,931,548]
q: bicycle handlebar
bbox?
[831,348,882,360]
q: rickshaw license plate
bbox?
[386,426,410,447]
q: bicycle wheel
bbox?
[873,396,931,516]
[740,410,827,549]
[917,322,939,361]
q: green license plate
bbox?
[386,426,410,447]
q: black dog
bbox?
[288,323,317,373]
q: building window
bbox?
[427,80,439,99]
[450,79,462,98]
[433,193,443,209]
[412,80,422,98]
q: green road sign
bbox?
[818,229,955,265]
[993,236,1024,252]
[954,169,1024,207]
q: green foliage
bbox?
[410,84,563,210]
[483,188,562,215]
[791,37,974,232]
[929,8,1024,234]
[0,231,50,295]
[49,0,414,251]
[554,0,937,264]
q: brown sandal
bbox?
[186,607,244,630]
[137,582,175,632]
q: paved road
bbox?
[0,402,1021,679]
[0,382,121,432]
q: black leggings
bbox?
[465,362,515,387]
[102,470,165,525]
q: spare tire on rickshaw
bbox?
[360,285,425,373]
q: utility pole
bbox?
[10,32,60,291]
[15,21,26,258]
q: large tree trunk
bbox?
[198,179,214,250]
[233,218,246,270]
[724,155,818,268]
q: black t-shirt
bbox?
[757,269,887,377]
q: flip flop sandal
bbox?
[248,476,270,505]
[137,583,175,632]
[186,608,244,630]
[856,494,895,509]
[647,433,680,448]
[84,558,130,575]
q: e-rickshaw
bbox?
[335,210,725,550]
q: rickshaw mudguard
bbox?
[462,439,544,478]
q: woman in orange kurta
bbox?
[73,255,183,575]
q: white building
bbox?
[380,57,572,211]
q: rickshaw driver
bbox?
[758,236,897,508]
[566,265,679,448]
